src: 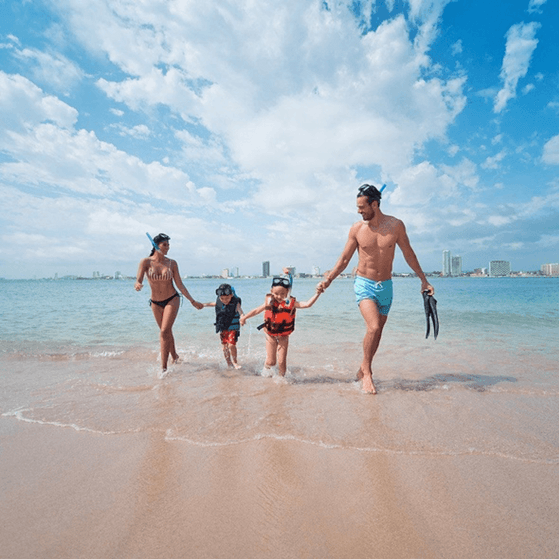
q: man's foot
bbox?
[356,368,364,380]
[361,375,377,395]
[171,355,181,365]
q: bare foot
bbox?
[361,374,377,395]
[232,362,242,370]
[171,355,181,365]
[158,369,168,380]
[356,368,364,380]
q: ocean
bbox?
[0,276,558,558]
[0,276,557,461]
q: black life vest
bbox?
[215,295,241,333]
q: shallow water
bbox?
[1,277,557,467]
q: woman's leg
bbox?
[151,299,180,372]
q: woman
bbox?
[135,233,203,377]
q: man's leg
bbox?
[358,299,388,394]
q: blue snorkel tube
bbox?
[146,232,161,253]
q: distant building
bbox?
[312,266,321,276]
[221,268,229,278]
[541,263,559,276]
[451,256,462,276]
[285,266,296,277]
[231,267,239,278]
[489,260,511,277]
[442,250,451,276]
[262,261,270,277]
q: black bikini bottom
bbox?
[150,292,179,308]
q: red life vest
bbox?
[263,295,296,336]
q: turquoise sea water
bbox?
[0,276,558,464]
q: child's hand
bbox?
[240,315,246,326]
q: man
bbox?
[318,184,434,394]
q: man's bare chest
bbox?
[357,224,397,252]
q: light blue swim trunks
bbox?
[354,276,393,316]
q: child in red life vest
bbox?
[203,284,244,369]
[240,272,321,377]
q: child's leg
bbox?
[265,333,278,369]
[220,332,234,367]
[276,336,290,376]
[228,343,241,369]
[221,343,233,366]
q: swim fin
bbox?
[422,291,439,340]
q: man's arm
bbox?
[396,221,434,295]
[319,225,359,291]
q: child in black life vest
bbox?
[240,271,321,377]
[203,284,244,369]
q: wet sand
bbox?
[1,417,557,559]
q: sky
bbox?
[0,0,558,279]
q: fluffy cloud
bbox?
[541,135,559,165]
[494,22,540,113]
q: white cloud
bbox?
[527,0,547,13]
[481,149,507,170]
[12,47,84,95]
[541,135,559,165]
[451,40,463,55]
[494,22,540,113]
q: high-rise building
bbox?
[312,266,321,276]
[442,250,451,276]
[262,261,270,277]
[221,268,229,278]
[541,263,559,276]
[489,260,511,277]
[451,256,462,276]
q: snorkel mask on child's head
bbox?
[271,277,291,289]
[271,273,293,304]
[216,284,233,297]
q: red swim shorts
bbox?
[220,330,239,346]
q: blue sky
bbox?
[0,0,557,279]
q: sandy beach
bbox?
[1,415,557,559]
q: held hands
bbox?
[240,315,247,326]
[191,300,204,310]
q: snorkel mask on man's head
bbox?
[357,183,386,205]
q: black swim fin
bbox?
[422,291,438,340]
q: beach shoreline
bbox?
[1,416,557,559]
